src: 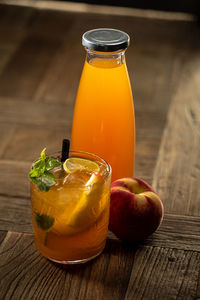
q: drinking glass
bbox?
[30,151,111,264]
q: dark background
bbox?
[60,0,200,14]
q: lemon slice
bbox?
[63,157,100,174]
[67,174,104,229]
[52,174,105,236]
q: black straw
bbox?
[61,139,70,163]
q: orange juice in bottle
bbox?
[71,28,135,181]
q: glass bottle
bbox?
[71,28,135,182]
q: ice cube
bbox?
[61,170,92,187]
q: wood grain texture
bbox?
[153,42,200,217]
[0,230,7,246]
[0,232,134,300]
[33,19,84,104]
[0,232,200,300]
[0,195,31,233]
[0,97,73,129]
[145,214,200,251]
[125,246,200,300]
[0,37,62,99]
[0,3,200,300]
[0,4,33,43]
[0,124,16,158]
[0,125,69,162]
[0,7,74,99]
[0,5,33,75]
[0,160,30,197]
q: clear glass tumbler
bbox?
[30,151,111,264]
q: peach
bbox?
[109,177,164,242]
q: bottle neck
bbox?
[85,49,126,68]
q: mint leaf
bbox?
[34,212,54,231]
[33,158,46,171]
[41,148,46,160]
[45,157,61,171]
[29,159,46,177]
[31,171,56,192]
[29,148,61,192]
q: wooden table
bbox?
[0,2,200,299]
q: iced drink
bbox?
[30,150,111,264]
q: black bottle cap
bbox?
[82,28,130,52]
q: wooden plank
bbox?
[129,21,184,184]
[196,271,200,300]
[153,45,200,217]
[26,8,75,41]
[33,23,84,104]
[0,47,19,76]
[0,124,16,158]
[135,111,165,184]
[0,232,200,299]
[125,246,200,300]
[0,8,74,99]
[145,214,200,251]
[1,125,70,162]
[0,232,133,300]
[129,41,179,114]
[0,36,62,99]
[0,160,30,198]
[0,4,33,43]
[0,230,7,246]
[0,5,33,75]
[36,0,200,14]
[0,98,73,129]
[0,196,31,233]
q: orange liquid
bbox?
[31,162,111,263]
[71,59,135,181]
[33,208,109,262]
